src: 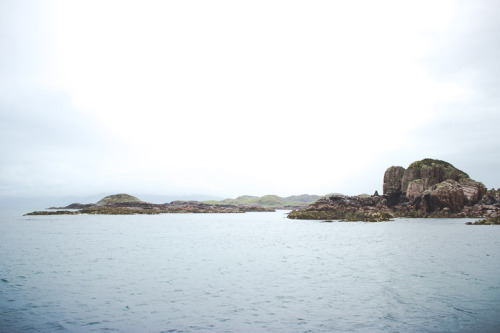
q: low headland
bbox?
[288,158,500,223]
[25,193,323,216]
[25,194,275,216]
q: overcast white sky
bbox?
[1,0,499,200]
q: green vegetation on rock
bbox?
[466,216,500,225]
[204,194,320,209]
[284,194,322,203]
[96,194,142,206]
[288,209,393,222]
[408,159,466,174]
[401,158,472,199]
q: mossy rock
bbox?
[288,209,393,222]
[467,216,500,225]
[96,194,142,206]
[402,158,470,196]
[408,159,465,172]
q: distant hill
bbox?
[203,194,321,209]
[96,193,143,206]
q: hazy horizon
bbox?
[1,1,499,201]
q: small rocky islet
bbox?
[25,194,275,216]
[288,158,500,224]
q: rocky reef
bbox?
[289,158,499,222]
[288,194,393,222]
[466,216,500,225]
[26,194,274,216]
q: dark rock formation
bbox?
[480,188,500,205]
[288,158,499,221]
[398,159,488,212]
[386,159,490,216]
[401,159,469,198]
[383,166,405,195]
[458,178,487,205]
[411,180,465,213]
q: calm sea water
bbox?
[1,208,499,332]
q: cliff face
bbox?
[289,158,496,221]
[383,166,405,196]
[413,180,465,213]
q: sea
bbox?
[1,208,499,332]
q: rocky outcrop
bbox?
[383,166,405,195]
[388,159,488,215]
[406,179,426,200]
[288,158,498,221]
[459,178,487,205]
[411,180,465,213]
[401,159,469,198]
[288,194,393,222]
[480,188,500,205]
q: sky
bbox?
[1,0,499,202]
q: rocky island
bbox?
[25,194,274,216]
[288,159,500,223]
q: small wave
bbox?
[46,321,66,331]
[383,313,397,321]
[100,328,121,331]
[452,306,476,315]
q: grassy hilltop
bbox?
[203,194,321,209]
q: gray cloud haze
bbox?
[1,0,499,203]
